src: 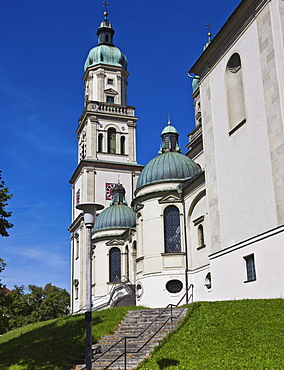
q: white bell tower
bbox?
[69,8,143,313]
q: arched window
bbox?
[108,128,116,154]
[198,224,205,248]
[226,53,246,133]
[109,247,121,282]
[98,133,103,153]
[164,206,181,253]
[120,136,125,155]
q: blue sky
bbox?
[0,0,240,292]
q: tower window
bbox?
[109,247,121,282]
[76,189,80,205]
[197,224,205,249]
[164,205,181,253]
[244,254,256,282]
[120,136,126,155]
[98,133,103,153]
[107,128,116,154]
[75,233,79,259]
[226,52,246,133]
[107,79,113,85]
[105,34,109,43]
[106,96,114,104]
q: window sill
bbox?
[197,244,206,250]
[229,118,246,136]
[244,278,256,283]
[161,252,186,256]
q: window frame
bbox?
[109,247,121,282]
[244,254,257,282]
[163,205,181,253]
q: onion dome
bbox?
[136,119,201,189]
[94,184,136,231]
[84,17,128,71]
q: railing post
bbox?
[124,337,127,370]
[170,305,173,331]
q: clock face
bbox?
[106,183,115,200]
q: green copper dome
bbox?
[84,19,128,71]
[161,123,179,135]
[94,184,135,231]
[94,204,136,231]
[136,151,201,189]
[84,45,128,71]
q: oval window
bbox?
[136,283,143,299]
[166,280,183,293]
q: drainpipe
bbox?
[177,187,189,304]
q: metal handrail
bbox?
[72,275,133,314]
[82,284,193,370]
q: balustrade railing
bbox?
[86,101,135,116]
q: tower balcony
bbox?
[86,101,136,117]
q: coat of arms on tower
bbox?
[106,183,116,200]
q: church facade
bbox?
[70,0,284,313]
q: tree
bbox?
[0,171,13,237]
[0,259,10,333]
[0,282,70,333]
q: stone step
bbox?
[67,307,187,370]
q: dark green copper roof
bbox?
[94,204,136,231]
[84,45,128,71]
[136,151,201,189]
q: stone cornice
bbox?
[188,0,268,79]
[69,159,144,184]
[83,63,129,81]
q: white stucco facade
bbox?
[70,0,284,313]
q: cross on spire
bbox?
[206,23,212,42]
[103,1,109,20]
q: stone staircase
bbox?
[69,307,187,370]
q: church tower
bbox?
[69,8,143,313]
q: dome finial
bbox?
[206,23,212,43]
[203,23,212,50]
[168,113,171,126]
[103,1,109,20]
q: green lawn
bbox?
[137,299,284,370]
[0,306,141,370]
[1,300,283,370]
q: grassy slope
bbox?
[137,299,284,370]
[0,306,142,370]
[1,300,283,370]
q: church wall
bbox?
[186,190,210,271]
[189,264,213,302]
[199,79,222,255]
[257,1,284,226]
[135,193,189,308]
[200,15,278,252]
[209,227,284,300]
[136,271,187,308]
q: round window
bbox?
[166,280,183,293]
[136,283,143,299]
[205,272,212,289]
